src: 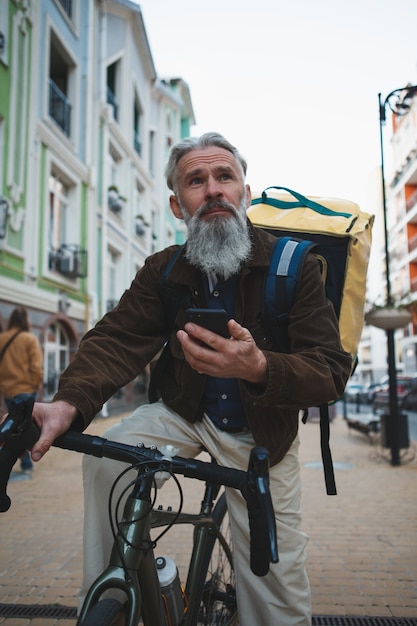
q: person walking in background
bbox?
[0,306,43,472]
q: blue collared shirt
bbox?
[202,274,248,432]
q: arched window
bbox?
[43,322,70,399]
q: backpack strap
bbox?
[164,245,184,277]
[319,404,337,495]
[0,330,22,364]
[149,245,186,403]
[263,236,316,352]
[264,236,337,495]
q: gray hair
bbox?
[165,132,248,192]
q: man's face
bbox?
[168,146,253,279]
[169,146,251,220]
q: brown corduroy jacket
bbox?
[54,224,352,466]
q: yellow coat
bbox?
[0,327,43,398]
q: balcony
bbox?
[108,187,126,213]
[49,79,71,137]
[134,214,149,237]
[49,244,87,279]
[406,188,417,213]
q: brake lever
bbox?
[245,446,279,576]
[0,397,39,512]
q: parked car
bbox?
[402,377,417,411]
[361,381,384,404]
[343,381,364,402]
[372,376,415,411]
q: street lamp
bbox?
[377,84,417,466]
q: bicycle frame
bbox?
[151,481,235,626]
[77,471,232,626]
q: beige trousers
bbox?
[80,401,311,625]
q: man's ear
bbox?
[169,194,184,220]
[245,184,252,208]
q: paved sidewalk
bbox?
[0,405,416,624]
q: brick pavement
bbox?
[0,405,416,624]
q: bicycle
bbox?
[0,397,278,626]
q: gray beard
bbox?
[180,197,252,280]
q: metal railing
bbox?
[49,79,71,137]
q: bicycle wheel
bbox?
[196,491,238,626]
[78,598,127,626]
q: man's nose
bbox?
[205,176,222,198]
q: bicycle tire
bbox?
[78,598,127,626]
[195,491,238,626]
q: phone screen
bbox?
[185,308,229,338]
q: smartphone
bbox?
[185,308,229,338]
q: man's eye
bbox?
[220,173,232,181]
[190,177,202,185]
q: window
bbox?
[149,130,155,176]
[56,0,73,20]
[0,1,8,66]
[134,182,147,237]
[107,61,119,121]
[133,95,142,156]
[166,111,173,148]
[107,145,125,214]
[49,31,75,137]
[43,323,70,399]
[48,172,86,277]
[106,247,122,311]
[49,174,70,251]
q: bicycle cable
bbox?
[107,460,184,573]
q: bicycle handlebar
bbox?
[0,398,278,574]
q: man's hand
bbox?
[177,319,268,386]
[30,400,78,462]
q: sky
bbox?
[134,0,417,210]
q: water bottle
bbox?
[155,555,184,626]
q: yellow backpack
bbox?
[248,185,374,367]
[248,186,374,494]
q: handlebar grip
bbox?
[247,490,271,576]
[246,447,279,576]
[0,423,40,512]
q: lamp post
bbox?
[377,84,417,466]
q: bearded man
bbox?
[30,132,351,625]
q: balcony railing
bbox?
[106,86,119,121]
[406,188,417,212]
[49,79,71,137]
[49,244,87,279]
[409,234,417,254]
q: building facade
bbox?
[358,89,417,387]
[389,91,417,375]
[0,0,195,410]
